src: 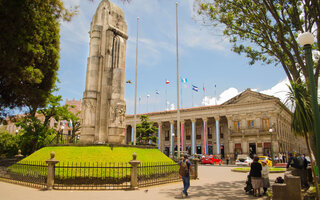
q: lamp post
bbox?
[297,32,320,172]
[269,128,274,167]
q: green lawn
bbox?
[233,167,286,172]
[20,146,173,163]
[9,146,176,181]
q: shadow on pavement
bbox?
[160,181,267,200]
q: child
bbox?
[261,160,270,195]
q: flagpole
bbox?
[214,84,217,105]
[165,79,167,110]
[133,17,139,146]
[176,2,181,159]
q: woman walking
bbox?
[250,156,263,197]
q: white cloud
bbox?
[260,78,290,103]
[202,87,240,106]
[181,24,228,51]
[201,79,293,108]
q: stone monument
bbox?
[81,0,127,144]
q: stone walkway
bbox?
[0,165,283,200]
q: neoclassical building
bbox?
[125,89,307,159]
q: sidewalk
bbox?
[1,166,280,200]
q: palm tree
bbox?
[286,81,319,199]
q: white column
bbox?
[170,121,174,156]
[131,126,134,143]
[158,122,162,150]
[192,119,196,155]
[216,117,220,154]
[181,120,185,152]
[203,118,208,155]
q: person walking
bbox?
[261,160,270,195]
[226,154,230,165]
[250,156,263,197]
[179,154,194,198]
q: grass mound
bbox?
[20,146,173,163]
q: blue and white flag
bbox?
[181,78,187,83]
[69,120,72,127]
[156,90,160,95]
[192,85,198,92]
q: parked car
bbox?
[258,156,273,166]
[235,155,253,166]
[201,155,223,165]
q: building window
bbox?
[165,130,169,141]
[248,120,254,128]
[220,133,224,139]
[262,119,270,131]
[235,143,242,154]
[186,128,191,140]
[196,127,201,139]
[208,127,212,139]
[234,121,240,132]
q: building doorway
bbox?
[208,145,213,155]
[249,143,256,158]
[164,147,169,156]
[220,144,225,159]
[197,145,202,154]
[186,146,191,155]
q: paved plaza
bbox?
[0,165,283,200]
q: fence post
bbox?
[15,149,24,162]
[129,152,140,190]
[45,151,59,190]
[193,153,199,180]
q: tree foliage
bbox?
[0,131,19,158]
[196,0,319,86]
[0,0,76,118]
[136,115,158,145]
[15,94,78,155]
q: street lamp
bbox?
[297,32,320,172]
[269,128,274,167]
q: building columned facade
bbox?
[125,89,307,159]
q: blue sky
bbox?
[58,0,289,114]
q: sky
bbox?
[58,0,290,114]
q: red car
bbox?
[201,155,223,165]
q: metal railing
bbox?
[137,162,181,187]
[0,161,47,189]
[53,162,131,190]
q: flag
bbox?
[165,80,170,84]
[192,85,198,92]
[203,84,205,92]
[181,78,187,83]
[156,90,160,95]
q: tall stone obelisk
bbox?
[81,0,127,144]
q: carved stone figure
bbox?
[81,0,127,144]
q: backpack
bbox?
[295,157,305,169]
[275,176,284,184]
[179,160,189,177]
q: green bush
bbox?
[0,131,19,158]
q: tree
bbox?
[136,115,158,145]
[196,0,320,174]
[61,105,81,143]
[286,81,319,198]
[196,0,319,85]
[15,93,75,155]
[0,0,76,119]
